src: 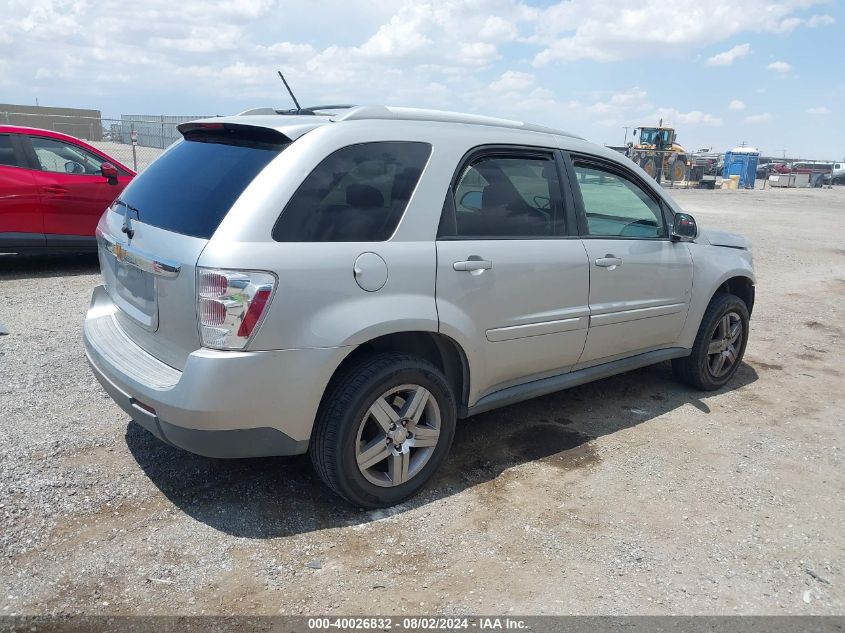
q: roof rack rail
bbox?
[332,105,582,139]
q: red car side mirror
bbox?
[101,162,119,185]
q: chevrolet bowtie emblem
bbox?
[113,243,127,262]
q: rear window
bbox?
[272,141,431,242]
[117,136,284,239]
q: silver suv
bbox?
[84,106,755,507]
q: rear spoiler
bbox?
[176,122,291,148]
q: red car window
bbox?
[0,134,19,167]
[30,136,105,175]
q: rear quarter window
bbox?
[272,141,431,242]
[0,135,19,167]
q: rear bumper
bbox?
[84,285,350,458]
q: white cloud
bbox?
[655,107,723,126]
[745,113,773,123]
[776,13,835,31]
[807,106,830,115]
[0,0,839,157]
[358,7,434,58]
[480,70,580,122]
[478,16,519,42]
[489,71,536,93]
[707,43,751,66]
[805,14,835,27]
[264,42,318,58]
[581,87,652,126]
[456,42,500,66]
[610,87,648,106]
[150,24,243,53]
[531,0,832,66]
[729,99,746,111]
[767,61,792,73]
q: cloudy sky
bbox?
[1,0,842,158]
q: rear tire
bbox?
[672,293,750,391]
[310,352,456,508]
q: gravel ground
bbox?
[0,186,843,616]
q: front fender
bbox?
[678,243,755,348]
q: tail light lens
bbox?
[197,268,276,350]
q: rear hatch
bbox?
[97,123,289,370]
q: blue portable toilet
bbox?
[722,146,760,188]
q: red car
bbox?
[0,125,135,253]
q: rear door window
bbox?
[273,141,431,242]
[443,153,565,238]
[117,136,284,239]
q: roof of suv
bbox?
[184,105,584,143]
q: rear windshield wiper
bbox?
[113,199,142,217]
[113,199,142,238]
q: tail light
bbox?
[197,268,276,350]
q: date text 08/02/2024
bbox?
[306,617,528,630]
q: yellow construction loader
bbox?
[629,121,689,182]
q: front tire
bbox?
[670,155,687,181]
[310,352,456,508]
[672,293,750,391]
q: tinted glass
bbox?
[448,154,563,238]
[573,162,665,238]
[273,141,431,242]
[0,135,16,167]
[30,136,105,174]
[118,138,282,239]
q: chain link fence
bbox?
[1,110,211,172]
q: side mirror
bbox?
[671,212,698,241]
[460,190,482,211]
[101,162,119,186]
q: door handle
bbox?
[43,185,68,196]
[453,258,492,272]
[595,255,623,268]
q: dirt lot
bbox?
[0,187,843,616]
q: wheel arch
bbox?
[678,263,755,350]
[323,331,471,417]
[713,274,755,316]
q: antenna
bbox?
[277,71,302,113]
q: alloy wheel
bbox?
[707,311,743,378]
[355,384,441,487]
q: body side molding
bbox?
[461,347,690,418]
